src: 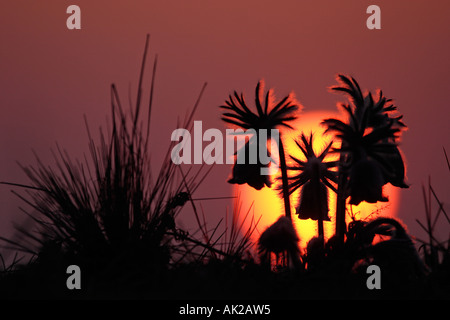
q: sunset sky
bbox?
[1,1,449,247]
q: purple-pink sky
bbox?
[1,1,449,244]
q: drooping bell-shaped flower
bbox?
[221,80,300,190]
[297,179,330,221]
[323,114,399,205]
[348,157,388,205]
[227,138,272,190]
[287,133,337,222]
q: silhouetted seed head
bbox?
[258,217,301,268]
[258,216,299,253]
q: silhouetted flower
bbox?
[363,89,408,188]
[288,133,337,221]
[322,75,407,205]
[221,80,300,190]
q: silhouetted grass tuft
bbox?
[0,35,214,297]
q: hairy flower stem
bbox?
[278,136,292,220]
[318,217,324,238]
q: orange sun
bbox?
[234,111,400,250]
